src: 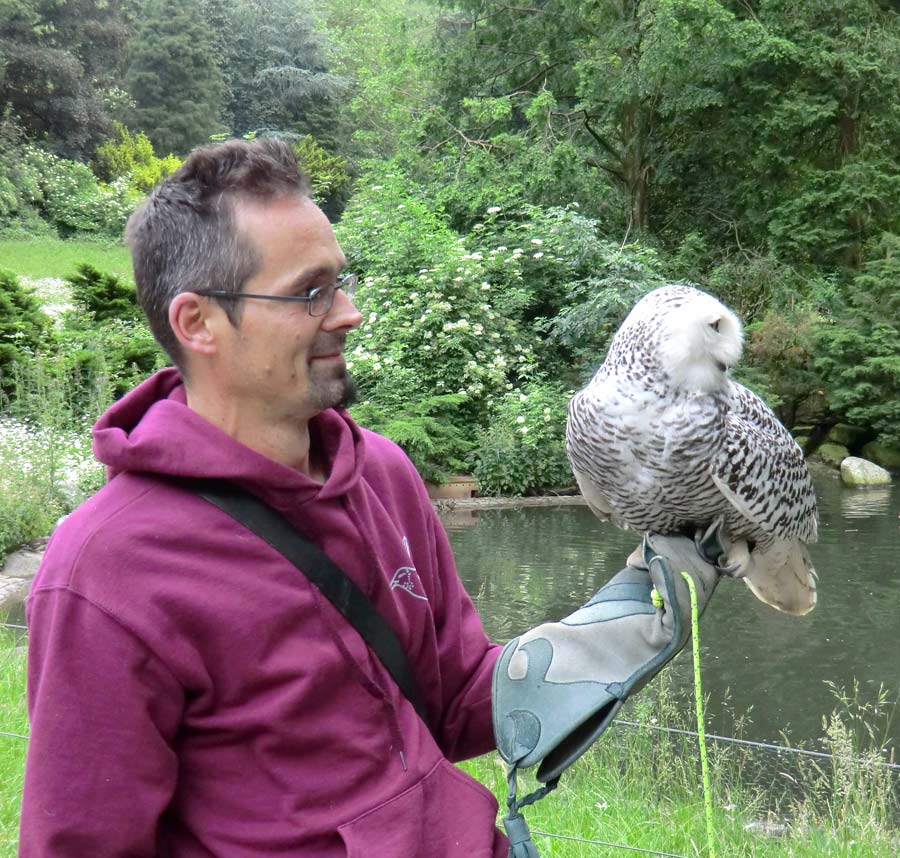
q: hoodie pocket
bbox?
[337,758,504,858]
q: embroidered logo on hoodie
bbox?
[390,536,428,601]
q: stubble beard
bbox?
[308,363,357,413]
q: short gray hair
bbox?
[125,137,312,367]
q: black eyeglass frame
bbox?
[195,273,358,317]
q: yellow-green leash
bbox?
[651,574,717,858]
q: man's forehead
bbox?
[234,194,345,280]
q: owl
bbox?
[566,284,818,615]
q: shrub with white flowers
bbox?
[12,146,142,238]
[470,380,574,496]
[337,169,543,479]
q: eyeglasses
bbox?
[195,273,358,317]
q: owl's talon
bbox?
[718,558,744,577]
[719,539,752,579]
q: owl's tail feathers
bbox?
[741,540,817,616]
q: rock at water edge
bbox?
[840,456,892,487]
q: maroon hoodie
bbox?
[20,368,507,857]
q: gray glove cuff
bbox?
[492,531,720,784]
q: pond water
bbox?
[4,467,897,758]
[444,466,900,754]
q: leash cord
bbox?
[681,571,717,858]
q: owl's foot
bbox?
[694,518,750,577]
[627,542,645,569]
[719,539,752,578]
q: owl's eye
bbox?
[709,319,721,332]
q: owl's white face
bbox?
[655,291,743,393]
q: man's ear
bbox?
[168,292,219,358]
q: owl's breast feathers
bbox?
[567,367,729,533]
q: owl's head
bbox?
[627,284,743,393]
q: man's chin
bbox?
[311,371,358,413]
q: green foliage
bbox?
[337,165,546,484]
[215,0,347,148]
[0,367,105,558]
[422,136,615,234]
[351,393,474,484]
[549,242,668,381]
[13,145,138,238]
[124,0,226,155]
[0,269,49,396]
[814,238,900,446]
[0,0,129,159]
[737,307,827,428]
[93,122,182,192]
[339,165,536,416]
[0,636,28,851]
[656,0,900,267]
[816,320,900,448]
[65,263,140,323]
[290,135,352,213]
[471,381,573,497]
[323,0,437,159]
[50,313,165,405]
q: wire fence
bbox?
[615,718,900,771]
[532,830,689,857]
[2,619,898,855]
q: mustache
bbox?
[310,336,347,358]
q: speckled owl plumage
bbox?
[566,284,818,615]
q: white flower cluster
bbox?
[0,418,102,507]
[21,277,74,322]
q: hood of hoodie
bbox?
[93,367,366,510]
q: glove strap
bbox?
[502,764,559,858]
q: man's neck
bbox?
[185,386,324,480]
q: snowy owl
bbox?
[566,284,818,616]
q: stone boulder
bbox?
[840,456,892,487]
[0,547,42,614]
[825,423,870,449]
[860,441,900,473]
[812,442,849,468]
[793,436,810,455]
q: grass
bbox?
[0,238,132,280]
[0,644,896,856]
[460,674,900,857]
[0,634,27,857]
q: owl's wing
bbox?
[711,382,818,543]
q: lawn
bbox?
[1,634,897,856]
[0,635,26,857]
[0,238,132,280]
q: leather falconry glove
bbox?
[492,527,724,858]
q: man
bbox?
[20,138,720,857]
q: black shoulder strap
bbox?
[184,477,435,735]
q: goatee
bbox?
[336,372,358,410]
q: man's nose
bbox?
[323,286,363,330]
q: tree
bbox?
[815,234,900,445]
[0,269,49,397]
[322,0,438,159]
[214,0,347,146]
[429,0,757,235]
[124,0,226,155]
[0,0,129,158]
[655,0,900,268]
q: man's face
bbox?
[214,194,362,423]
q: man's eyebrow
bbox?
[284,266,336,293]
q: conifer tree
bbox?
[124,0,226,155]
